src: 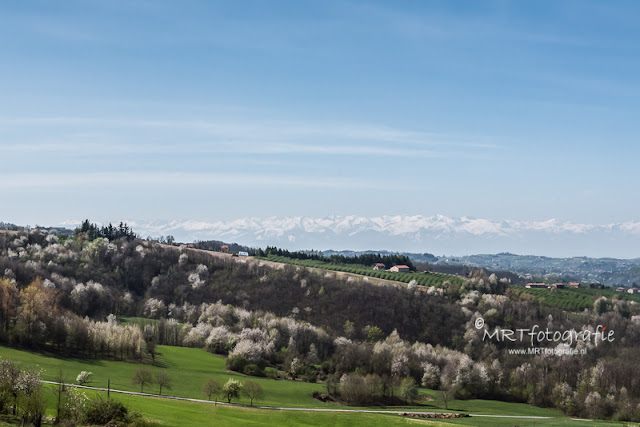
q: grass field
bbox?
[256,255,464,287]
[2,344,634,426]
[40,389,455,427]
[0,344,326,408]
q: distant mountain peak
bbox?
[59,215,640,258]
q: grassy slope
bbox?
[2,344,631,426]
[40,387,449,427]
[0,345,325,408]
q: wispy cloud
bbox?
[0,116,498,159]
[0,171,420,192]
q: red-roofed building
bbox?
[569,282,580,288]
[390,265,410,273]
[526,283,548,289]
[616,287,626,292]
[373,263,386,270]
[628,288,640,294]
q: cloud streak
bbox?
[0,116,498,160]
[0,172,418,192]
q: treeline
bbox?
[193,240,251,254]
[0,222,20,231]
[0,277,146,359]
[256,246,415,270]
[76,219,137,242]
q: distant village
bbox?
[525,281,640,294]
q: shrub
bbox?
[82,397,128,425]
[264,367,279,380]
[243,364,265,377]
[226,355,248,373]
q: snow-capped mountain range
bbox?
[63,215,640,258]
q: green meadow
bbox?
[1,344,633,426]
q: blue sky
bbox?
[2,1,640,254]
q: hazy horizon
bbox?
[4,214,638,259]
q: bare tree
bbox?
[131,367,154,393]
[146,339,157,362]
[53,370,65,424]
[156,371,172,395]
[242,381,264,406]
[399,377,418,403]
[438,385,456,410]
[202,377,222,404]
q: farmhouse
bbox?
[220,245,229,253]
[569,282,580,288]
[628,288,640,294]
[616,287,626,292]
[390,265,410,273]
[372,263,386,270]
[525,283,548,289]
[551,283,565,289]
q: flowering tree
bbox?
[223,379,242,403]
[76,371,93,385]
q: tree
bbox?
[340,373,368,405]
[18,385,45,427]
[438,385,456,410]
[131,367,154,393]
[325,373,339,395]
[16,278,56,346]
[365,326,384,344]
[223,379,242,403]
[156,371,172,396]
[15,369,45,426]
[0,278,18,334]
[399,377,418,403]
[63,388,86,424]
[242,381,264,406]
[289,357,301,380]
[53,370,65,424]
[146,339,157,362]
[76,371,93,385]
[202,378,222,404]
